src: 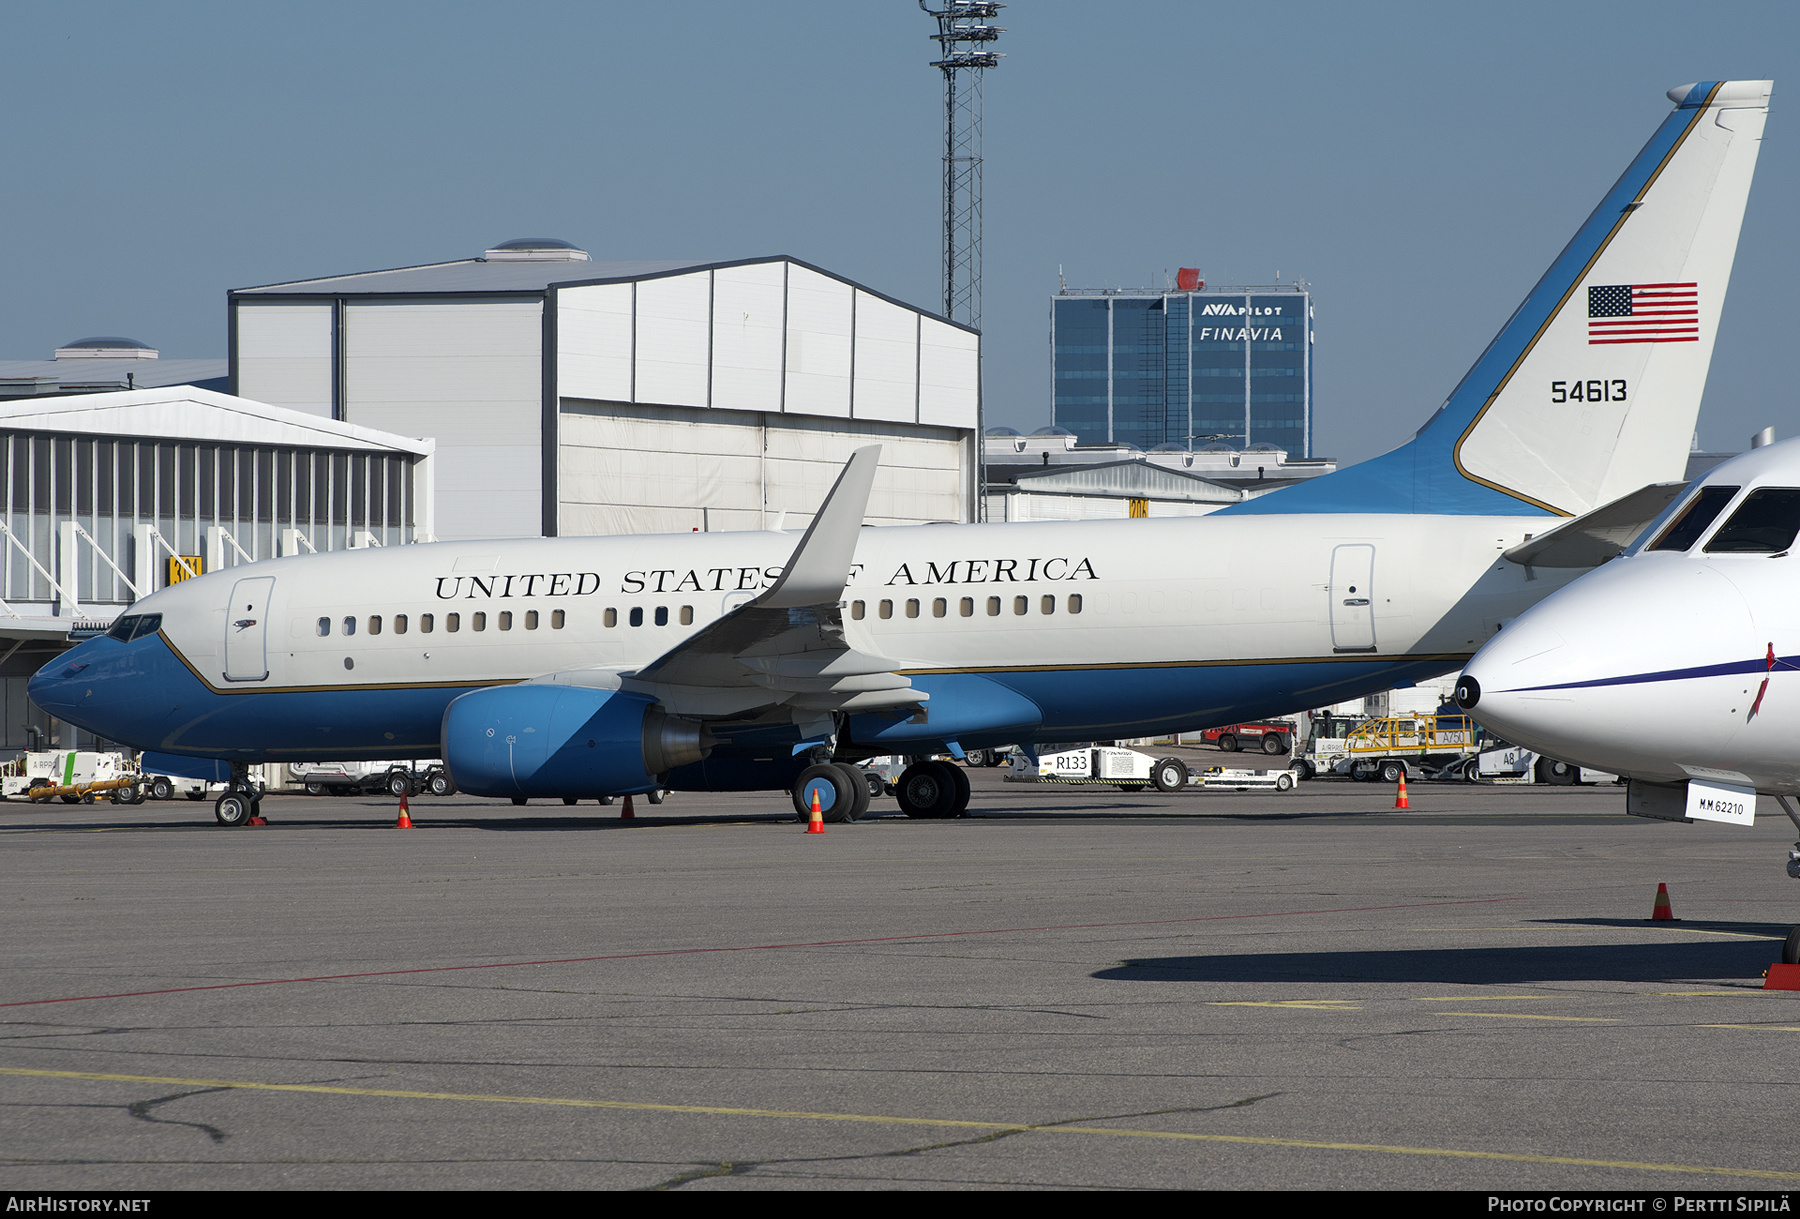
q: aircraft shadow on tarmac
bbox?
[1095,927,1789,986]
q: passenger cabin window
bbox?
[498,611,512,630]
[525,610,538,629]
[446,613,460,632]
[342,616,356,636]
[1704,489,1800,554]
[421,614,434,633]
[932,598,947,618]
[316,617,330,638]
[472,612,486,631]
[960,597,973,617]
[604,608,617,628]
[679,605,693,625]
[394,614,407,635]
[654,606,668,626]
[1649,486,1740,551]
[905,599,920,619]
[1041,595,1055,615]
[1013,596,1028,616]
[987,597,1001,616]
[551,610,565,629]
[879,600,893,620]
[851,600,865,620]
[1068,594,1083,614]
[368,615,382,636]
[630,607,644,627]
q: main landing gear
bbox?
[895,759,970,820]
[791,764,870,824]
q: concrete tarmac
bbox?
[2,770,1798,1191]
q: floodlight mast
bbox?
[922,1,1001,523]
[921,0,1001,331]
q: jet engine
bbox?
[441,684,711,799]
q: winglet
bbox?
[758,446,881,609]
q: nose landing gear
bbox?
[213,764,264,827]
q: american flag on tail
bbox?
[1587,283,1699,345]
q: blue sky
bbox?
[3,1,1793,463]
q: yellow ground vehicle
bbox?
[1308,714,1482,783]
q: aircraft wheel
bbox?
[1151,757,1188,793]
[896,762,957,819]
[1217,735,1238,752]
[945,761,971,816]
[647,788,666,805]
[862,771,885,799]
[1783,926,1800,966]
[511,796,527,807]
[597,795,614,806]
[214,791,254,827]
[1380,760,1405,785]
[793,764,856,823]
[563,796,579,806]
[1262,734,1287,755]
[829,764,871,821]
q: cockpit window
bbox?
[105,614,162,641]
[1703,488,1800,554]
[1648,485,1740,552]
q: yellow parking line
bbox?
[1432,1012,1618,1022]
[1695,1024,1800,1032]
[1410,995,1550,1002]
[3,1066,1798,1181]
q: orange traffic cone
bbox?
[1393,771,1410,809]
[1648,882,1677,921]
[395,794,412,829]
[805,788,826,834]
[621,793,635,819]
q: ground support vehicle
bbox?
[1459,744,1618,786]
[1307,714,1483,784]
[2,751,142,804]
[290,759,454,798]
[1006,746,1191,794]
[1196,767,1297,792]
[1198,721,1296,755]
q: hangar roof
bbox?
[0,385,433,456]
[994,459,1243,504]
[233,254,977,332]
[0,358,227,398]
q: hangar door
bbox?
[1328,545,1376,653]
[224,577,274,682]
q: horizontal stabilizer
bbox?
[1503,482,1687,567]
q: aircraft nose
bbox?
[27,640,103,720]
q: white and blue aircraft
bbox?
[1454,435,1800,965]
[28,80,1772,827]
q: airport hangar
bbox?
[228,239,983,541]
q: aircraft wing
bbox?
[1502,482,1687,568]
[620,445,920,721]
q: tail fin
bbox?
[1230,80,1771,518]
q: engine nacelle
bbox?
[441,684,710,799]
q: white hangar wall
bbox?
[231,255,979,542]
[559,401,967,535]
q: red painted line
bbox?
[0,898,1522,1010]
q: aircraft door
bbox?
[223,576,275,682]
[1329,545,1376,653]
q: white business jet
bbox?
[29,81,1771,828]
[1454,435,1800,965]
